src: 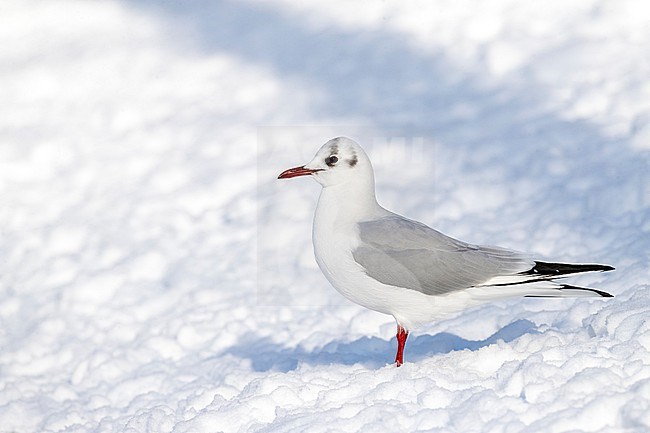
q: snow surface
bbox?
[1,0,650,432]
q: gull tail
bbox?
[470,261,615,300]
[480,261,615,288]
[516,261,614,298]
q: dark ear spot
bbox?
[348,153,358,167]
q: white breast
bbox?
[313,216,390,314]
[311,186,382,308]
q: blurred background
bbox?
[1,0,649,431]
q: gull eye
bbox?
[326,155,339,167]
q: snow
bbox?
[1,0,649,432]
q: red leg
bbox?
[394,324,409,366]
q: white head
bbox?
[278,137,374,188]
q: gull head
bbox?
[278,137,373,188]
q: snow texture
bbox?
[1,0,649,432]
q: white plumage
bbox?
[279,137,613,366]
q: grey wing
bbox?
[352,215,535,296]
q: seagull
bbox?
[278,137,614,366]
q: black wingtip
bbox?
[561,284,614,298]
[523,262,615,277]
[524,285,614,298]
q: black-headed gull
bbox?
[278,137,614,366]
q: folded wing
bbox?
[352,215,535,296]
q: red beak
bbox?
[277,165,322,179]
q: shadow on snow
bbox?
[224,319,538,372]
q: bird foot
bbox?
[394,324,409,366]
